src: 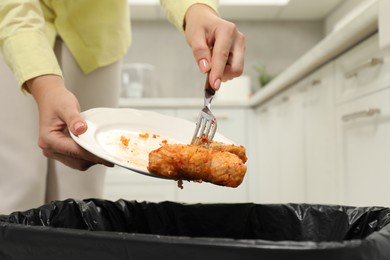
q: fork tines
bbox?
[191,107,217,148]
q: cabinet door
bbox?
[254,88,305,204]
[254,102,283,203]
[334,34,390,104]
[302,64,339,204]
[103,167,177,202]
[336,87,390,207]
[277,90,306,203]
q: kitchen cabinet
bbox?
[334,34,390,105]
[103,167,177,202]
[254,81,306,203]
[252,33,390,206]
[253,101,281,203]
[103,105,252,203]
[334,33,390,207]
[336,87,390,207]
[302,64,339,204]
[277,88,306,203]
[254,62,337,204]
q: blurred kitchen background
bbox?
[106,0,389,207]
[123,0,358,98]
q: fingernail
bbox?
[199,59,208,71]
[214,78,221,90]
[74,121,85,132]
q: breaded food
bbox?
[148,144,247,187]
[209,141,247,163]
[193,137,248,163]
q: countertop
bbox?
[119,1,378,109]
[119,97,250,108]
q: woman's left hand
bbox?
[184,4,246,90]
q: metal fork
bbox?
[191,73,217,148]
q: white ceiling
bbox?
[128,0,347,20]
[219,0,347,20]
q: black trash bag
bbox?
[1,199,390,260]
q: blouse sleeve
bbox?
[0,0,62,90]
[160,0,219,32]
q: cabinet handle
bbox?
[341,108,381,122]
[299,79,321,92]
[344,57,383,78]
[311,79,321,86]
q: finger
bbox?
[209,24,236,90]
[67,114,88,136]
[44,150,96,171]
[44,149,113,171]
[223,32,246,80]
[41,131,113,168]
[188,30,212,74]
[53,94,87,136]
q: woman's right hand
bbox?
[26,75,114,170]
[184,4,246,91]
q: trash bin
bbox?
[1,199,390,260]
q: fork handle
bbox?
[204,73,215,107]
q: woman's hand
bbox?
[184,4,246,90]
[26,75,114,170]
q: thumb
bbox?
[68,114,88,136]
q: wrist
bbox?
[26,74,64,93]
[25,74,65,103]
[184,4,219,30]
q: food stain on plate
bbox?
[98,130,182,169]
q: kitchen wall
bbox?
[123,19,324,98]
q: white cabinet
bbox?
[334,34,390,207]
[253,33,390,206]
[302,64,339,204]
[336,87,390,207]
[253,63,337,204]
[255,101,304,202]
[254,80,306,203]
[103,167,177,202]
[334,34,390,105]
[253,100,283,203]
[277,89,306,203]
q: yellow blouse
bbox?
[0,0,218,88]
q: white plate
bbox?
[70,107,233,179]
